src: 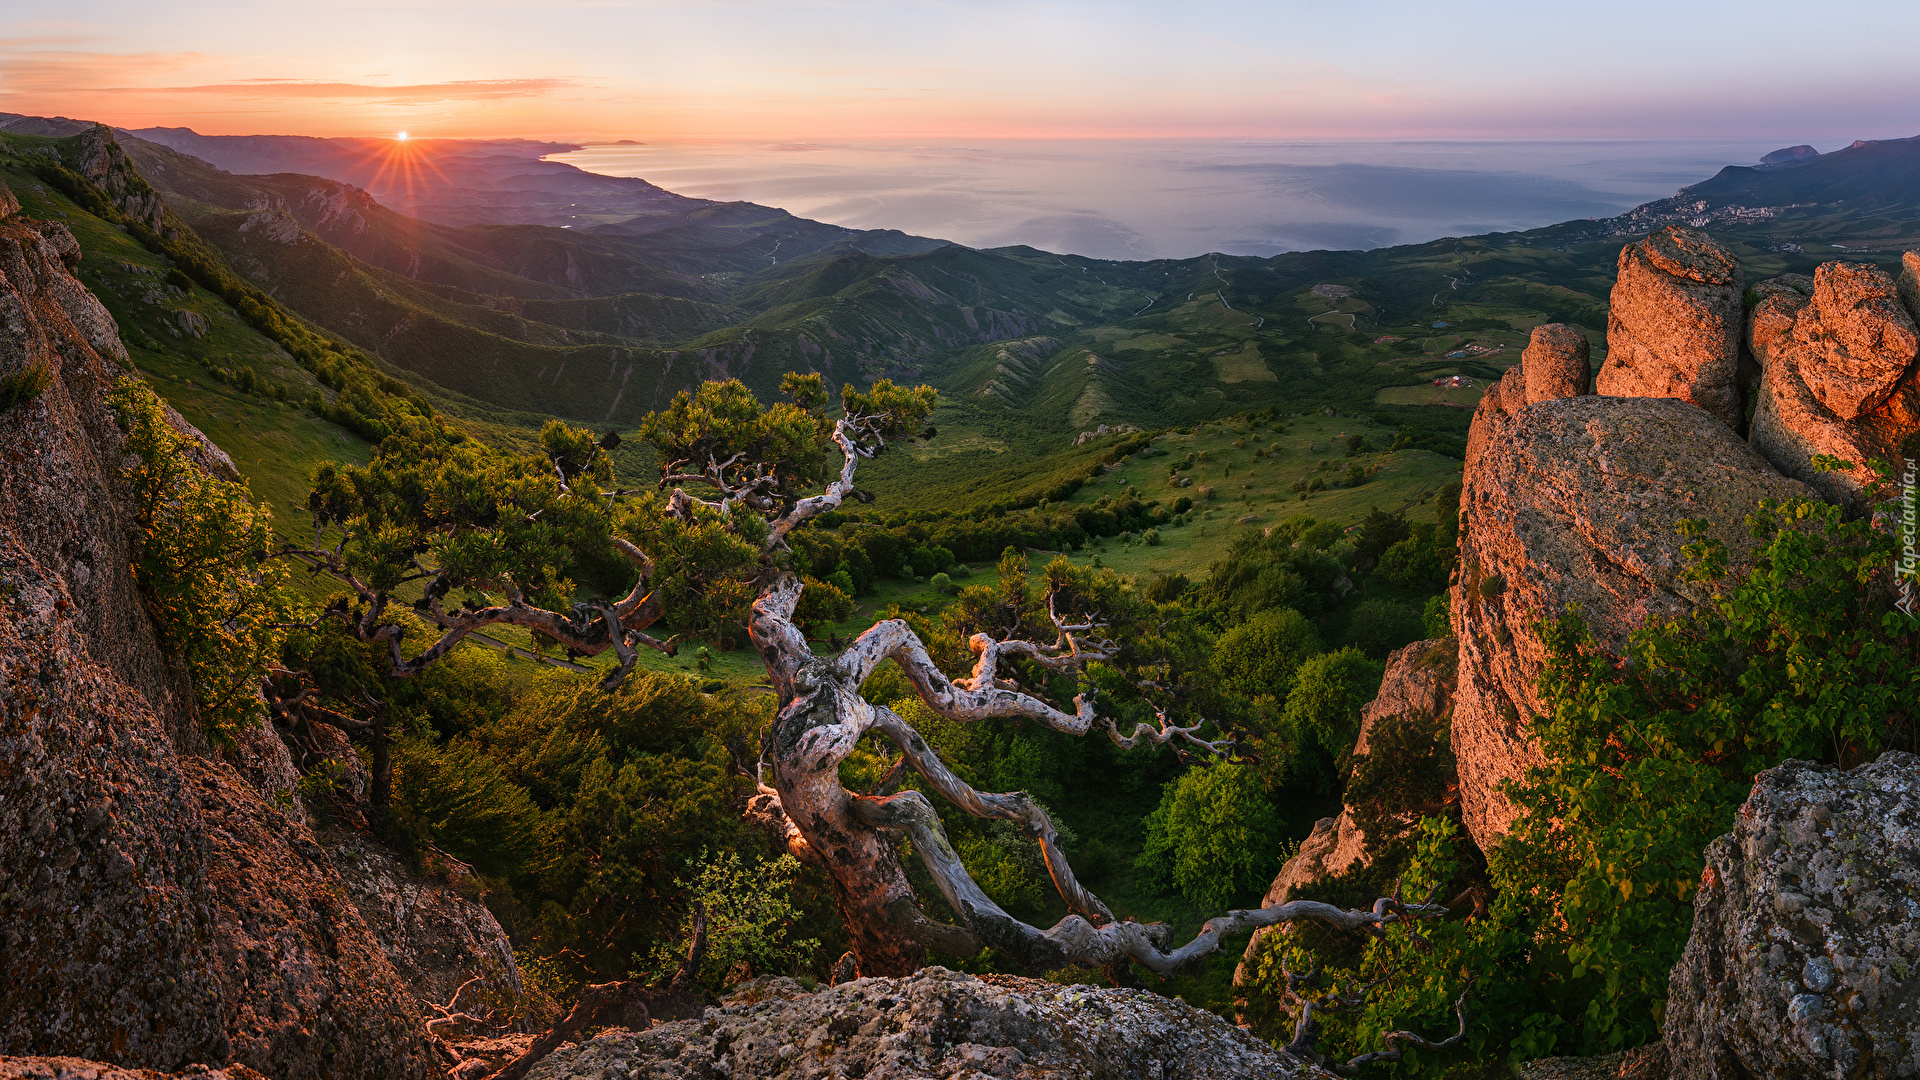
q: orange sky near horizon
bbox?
[6,1,1920,144]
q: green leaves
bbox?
[316,419,619,610]
[640,849,819,992]
[110,379,290,740]
[640,378,829,499]
[1260,490,1920,1071]
[1135,758,1282,911]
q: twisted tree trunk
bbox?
[744,572,1444,980]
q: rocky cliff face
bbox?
[1447,230,1920,848]
[1450,394,1814,846]
[0,184,443,1078]
[1664,753,1920,1079]
[1748,258,1920,513]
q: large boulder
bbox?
[0,189,438,1078]
[1747,259,1920,514]
[1522,323,1593,405]
[1596,227,1746,431]
[1664,752,1920,1079]
[1450,395,1814,848]
[1745,274,1814,369]
[525,968,1333,1080]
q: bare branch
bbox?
[481,906,710,1080]
[1105,707,1231,756]
[852,783,1455,979]
[866,704,1112,924]
[744,786,824,868]
[838,619,1098,736]
[764,420,865,553]
[1337,982,1473,1072]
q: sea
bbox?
[547,138,1792,262]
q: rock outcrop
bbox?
[1664,752,1920,1079]
[524,968,1331,1080]
[1450,395,1813,847]
[1596,226,1746,431]
[1521,323,1593,405]
[0,184,439,1079]
[324,828,554,1027]
[1233,638,1457,1013]
[1747,259,1920,513]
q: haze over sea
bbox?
[550,138,1788,262]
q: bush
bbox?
[638,849,818,992]
[929,572,953,594]
[1213,607,1321,701]
[389,735,545,880]
[1279,647,1384,771]
[110,379,289,739]
[1342,599,1425,659]
[1135,759,1283,910]
[1284,494,1920,1069]
[1422,593,1451,638]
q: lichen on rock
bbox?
[524,968,1332,1080]
[1664,752,1920,1079]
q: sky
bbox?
[6,0,1920,142]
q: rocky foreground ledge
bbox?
[0,1061,268,1080]
[521,967,1328,1080]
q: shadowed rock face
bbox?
[1597,226,1746,431]
[1747,260,1920,514]
[524,969,1329,1080]
[324,827,557,1030]
[1449,396,1813,848]
[1665,753,1920,1080]
[1521,324,1593,405]
[0,186,439,1080]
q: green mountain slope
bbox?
[43,116,1920,522]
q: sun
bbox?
[395,131,409,141]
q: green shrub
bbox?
[1422,593,1451,638]
[1275,495,1920,1070]
[1279,647,1385,770]
[110,379,289,739]
[1212,607,1321,701]
[638,849,819,992]
[1135,759,1283,910]
[1342,599,1425,659]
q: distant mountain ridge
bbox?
[10,114,1920,501]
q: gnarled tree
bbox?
[293,373,1464,989]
